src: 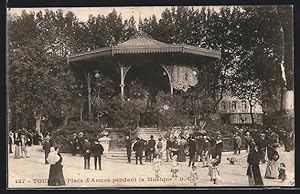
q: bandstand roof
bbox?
[68,36,221,63]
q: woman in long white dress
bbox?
[265,144,280,179]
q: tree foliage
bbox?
[8,9,137,132]
[8,6,293,133]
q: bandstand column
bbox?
[170,83,174,95]
[85,72,92,120]
[161,65,174,95]
[119,64,131,101]
[120,65,125,101]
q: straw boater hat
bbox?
[172,155,178,161]
[211,158,219,165]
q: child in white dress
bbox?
[153,154,162,178]
[190,165,198,186]
[208,158,220,184]
[171,155,179,178]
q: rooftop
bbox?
[68,36,221,63]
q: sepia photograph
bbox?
[7,5,294,188]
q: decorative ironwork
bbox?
[119,65,132,100]
[161,65,174,95]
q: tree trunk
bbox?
[136,114,140,128]
[249,104,254,124]
[35,114,42,135]
[80,101,83,122]
[277,6,293,91]
[80,108,83,122]
[158,118,161,128]
[214,96,223,112]
[280,85,284,112]
[16,114,20,130]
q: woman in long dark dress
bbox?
[171,137,179,157]
[48,147,66,186]
[178,136,186,162]
[14,135,21,159]
[247,141,264,186]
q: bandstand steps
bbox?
[107,151,135,158]
[107,128,166,159]
[137,127,162,140]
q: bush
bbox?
[204,119,236,138]
[50,121,105,153]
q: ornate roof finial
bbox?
[138,10,143,36]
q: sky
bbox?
[8,6,222,22]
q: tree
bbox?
[91,73,116,123]
[106,97,147,129]
[154,92,192,128]
[8,11,81,133]
[141,7,249,113]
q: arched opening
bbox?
[125,64,171,102]
[221,101,226,110]
[124,64,171,127]
[242,100,247,109]
[232,101,237,110]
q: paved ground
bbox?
[8,146,295,188]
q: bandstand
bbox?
[69,35,220,118]
[68,35,220,149]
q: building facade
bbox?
[217,96,263,125]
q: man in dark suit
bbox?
[188,135,196,167]
[202,136,211,167]
[43,136,52,164]
[92,137,104,170]
[78,132,85,157]
[125,135,132,163]
[26,130,33,147]
[256,133,267,163]
[70,133,78,156]
[133,137,143,165]
[196,134,204,162]
[9,131,14,154]
[215,135,223,163]
[83,138,92,169]
[166,137,172,162]
[148,135,156,162]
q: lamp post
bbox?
[79,93,83,122]
[86,69,100,121]
[94,70,101,122]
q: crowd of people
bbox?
[8,129,37,159]
[8,124,293,186]
[124,132,224,184]
[124,125,293,186]
[42,132,105,186]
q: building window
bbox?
[232,101,237,110]
[242,100,247,109]
[221,101,226,110]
